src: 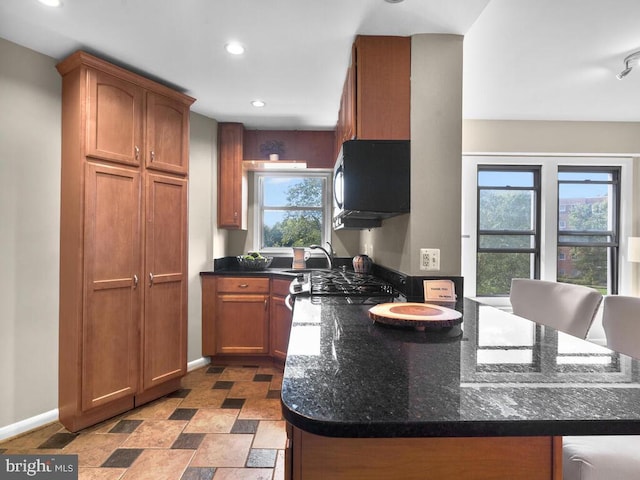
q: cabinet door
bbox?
[145,92,190,176]
[86,69,144,166]
[216,294,269,354]
[143,173,188,391]
[355,36,411,140]
[217,123,246,229]
[82,163,141,411]
[270,295,292,361]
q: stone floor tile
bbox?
[273,450,285,480]
[238,398,283,421]
[125,398,183,420]
[121,420,187,449]
[246,449,277,468]
[184,409,238,434]
[78,466,127,479]
[101,448,143,468]
[221,398,245,409]
[172,433,206,450]
[38,431,78,449]
[170,408,198,421]
[64,432,129,467]
[218,367,258,382]
[121,448,194,480]
[179,388,228,409]
[0,422,66,450]
[108,419,143,434]
[189,434,253,467]
[252,421,286,449]
[210,468,274,480]
[181,466,216,480]
[228,382,269,399]
[266,390,281,399]
[230,420,259,434]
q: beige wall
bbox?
[363,34,464,276]
[0,38,216,433]
[463,120,640,155]
[0,38,61,430]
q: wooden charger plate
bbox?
[368,303,462,330]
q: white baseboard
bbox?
[0,357,210,443]
[187,356,210,371]
[0,409,59,442]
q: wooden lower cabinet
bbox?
[201,275,293,362]
[287,425,562,480]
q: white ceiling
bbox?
[2,0,640,129]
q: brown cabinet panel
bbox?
[86,70,143,166]
[334,35,410,153]
[216,293,270,354]
[57,51,193,431]
[143,174,188,390]
[145,92,190,175]
[217,123,246,229]
[82,163,141,410]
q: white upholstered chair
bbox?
[563,295,640,480]
[509,278,603,339]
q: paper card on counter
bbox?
[423,279,456,304]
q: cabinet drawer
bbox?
[217,276,269,293]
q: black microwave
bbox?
[333,140,410,230]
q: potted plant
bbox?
[259,140,285,160]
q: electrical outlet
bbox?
[420,248,440,271]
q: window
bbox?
[254,171,332,253]
[463,156,632,298]
[476,167,541,296]
[557,168,620,294]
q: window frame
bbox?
[475,165,541,296]
[253,169,333,255]
[462,155,634,299]
[556,166,621,294]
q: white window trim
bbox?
[252,169,333,255]
[462,155,634,298]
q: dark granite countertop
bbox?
[281,297,640,438]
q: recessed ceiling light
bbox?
[38,0,62,6]
[384,0,404,3]
[251,100,265,108]
[225,42,245,55]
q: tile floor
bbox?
[0,365,287,480]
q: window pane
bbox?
[479,234,534,249]
[558,234,612,244]
[263,177,323,207]
[558,195,610,232]
[558,171,612,182]
[477,252,533,296]
[262,209,322,248]
[479,190,534,230]
[556,246,608,292]
[478,171,533,187]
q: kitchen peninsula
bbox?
[281,297,640,479]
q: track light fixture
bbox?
[616,50,640,80]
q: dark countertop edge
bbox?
[281,406,640,438]
[199,268,298,279]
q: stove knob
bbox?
[293,283,303,293]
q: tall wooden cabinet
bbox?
[57,51,194,432]
[335,35,411,155]
[217,123,247,229]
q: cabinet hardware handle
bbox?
[150,150,155,162]
[264,298,268,310]
[133,274,138,288]
[149,272,154,286]
[134,146,140,160]
[238,284,249,288]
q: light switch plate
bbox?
[420,248,440,271]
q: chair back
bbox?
[510,279,603,338]
[602,295,640,358]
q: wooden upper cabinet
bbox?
[335,35,411,153]
[145,92,190,175]
[86,69,144,166]
[218,123,247,229]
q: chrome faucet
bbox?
[310,241,334,269]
